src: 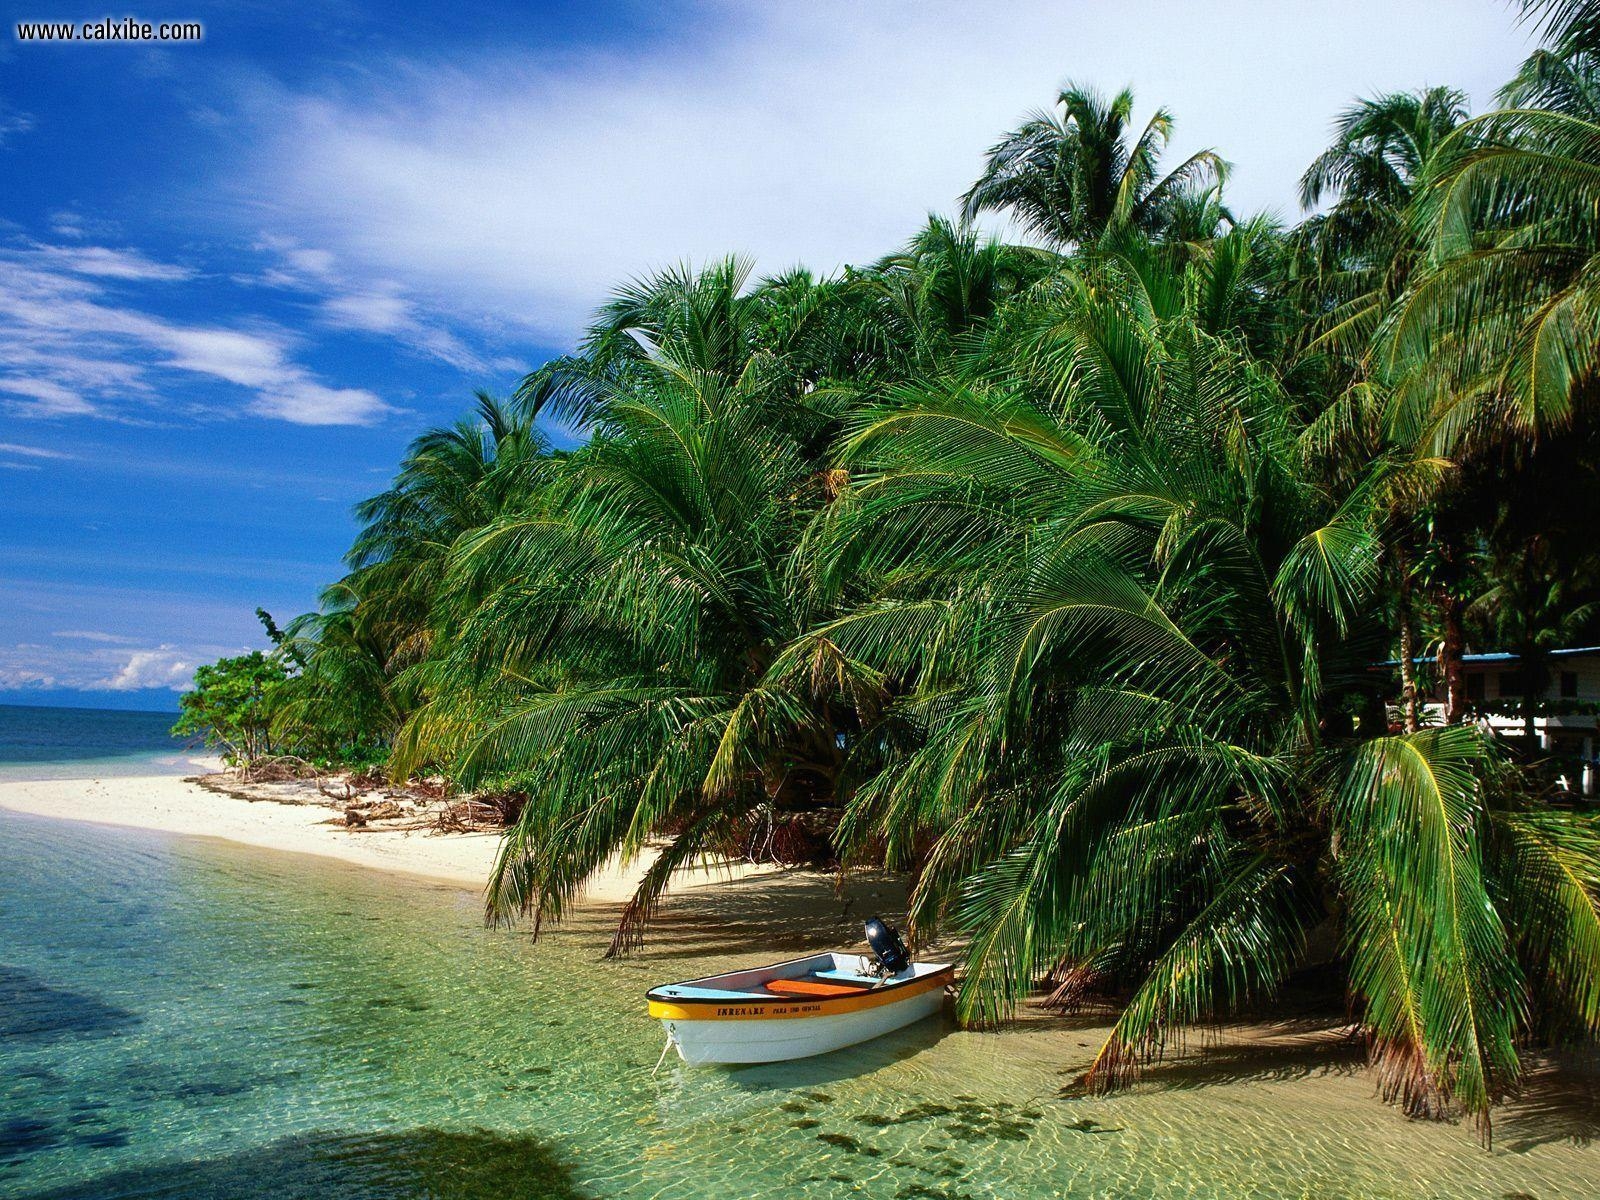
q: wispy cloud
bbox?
[246,234,507,373]
[226,0,1526,339]
[0,376,97,416]
[53,629,141,644]
[0,239,391,425]
[47,210,120,241]
[0,441,74,460]
[33,242,197,282]
[0,101,34,146]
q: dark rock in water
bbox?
[6,1128,586,1200]
[895,1185,978,1200]
[791,1118,821,1130]
[778,1099,809,1114]
[0,966,140,1044]
[1064,1117,1121,1135]
[816,1131,881,1156]
[71,1129,130,1150]
[938,1097,1043,1145]
[0,1117,64,1163]
[174,1079,253,1102]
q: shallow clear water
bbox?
[2,808,1597,1199]
[0,704,197,781]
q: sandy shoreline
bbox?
[7,766,1598,1159]
[0,771,783,905]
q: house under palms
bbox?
[1386,647,1600,797]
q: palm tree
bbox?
[1391,82,1600,436]
[793,249,1600,1134]
[228,37,1600,1135]
[1501,41,1600,120]
[860,216,1052,373]
[1294,87,1470,366]
[395,261,869,953]
[961,83,1226,248]
[273,394,548,756]
[1290,89,1475,734]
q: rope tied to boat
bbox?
[651,1028,676,1076]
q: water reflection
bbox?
[11,1129,587,1200]
[0,966,141,1043]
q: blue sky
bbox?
[1,0,1531,710]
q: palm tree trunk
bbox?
[1441,594,1466,725]
[1522,642,1542,757]
[1398,565,1420,733]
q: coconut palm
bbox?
[273,394,548,755]
[1390,27,1600,438]
[961,83,1226,248]
[1292,87,1470,371]
[390,261,870,952]
[860,216,1054,373]
[1501,40,1600,120]
[794,251,1600,1134]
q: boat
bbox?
[646,918,953,1065]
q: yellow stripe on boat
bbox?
[647,968,951,1022]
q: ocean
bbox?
[0,703,198,782]
[0,714,1596,1198]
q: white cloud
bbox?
[47,210,122,242]
[0,102,34,146]
[0,440,74,460]
[252,378,392,425]
[0,665,56,689]
[0,241,390,425]
[244,234,500,372]
[33,242,196,282]
[0,577,282,700]
[228,0,1530,340]
[95,646,195,692]
[0,376,97,416]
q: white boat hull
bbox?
[647,951,952,1065]
[665,982,945,1064]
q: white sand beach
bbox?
[0,772,781,903]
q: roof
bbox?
[1375,646,1600,668]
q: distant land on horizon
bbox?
[0,691,181,715]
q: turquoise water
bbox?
[2,808,1598,1199]
[0,704,197,781]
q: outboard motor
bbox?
[864,917,911,975]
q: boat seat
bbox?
[814,969,884,985]
[766,976,875,998]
